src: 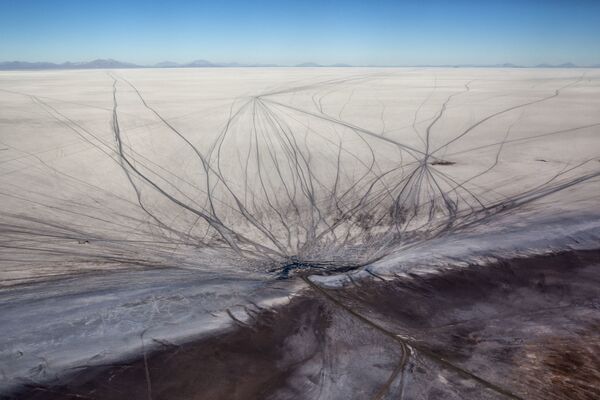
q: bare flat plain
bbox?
[0,68,599,399]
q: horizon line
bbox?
[1,58,600,70]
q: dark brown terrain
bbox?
[6,250,600,400]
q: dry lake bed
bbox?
[0,67,599,399]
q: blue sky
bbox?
[1,0,599,65]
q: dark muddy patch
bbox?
[5,297,330,400]
[5,250,600,400]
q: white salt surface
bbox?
[1,67,599,392]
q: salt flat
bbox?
[0,68,599,394]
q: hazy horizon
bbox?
[2,58,599,68]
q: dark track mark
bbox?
[430,160,456,166]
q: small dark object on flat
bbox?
[430,159,456,166]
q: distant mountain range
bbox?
[0,58,598,70]
[0,59,140,70]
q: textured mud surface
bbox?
[7,250,599,400]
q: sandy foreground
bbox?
[0,68,599,398]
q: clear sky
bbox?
[1,0,599,66]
